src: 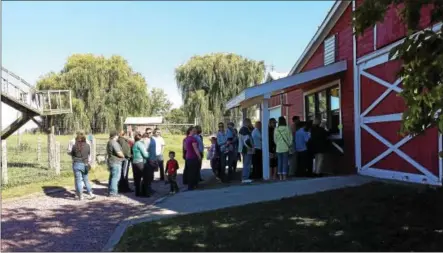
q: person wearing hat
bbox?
[107,130,125,197]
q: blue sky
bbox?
[2,1,334,130]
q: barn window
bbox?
[304,81,341,139]
[324,35,336,65]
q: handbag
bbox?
[277,128,294,155]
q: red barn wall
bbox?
[288,5,356,174]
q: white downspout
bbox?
[352,0,362,172]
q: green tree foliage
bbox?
[36,54,168,133]
[147,88,173,116]
[175,53,265,133]
[165,107,187,124]
[354,0,443,140]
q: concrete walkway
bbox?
[103,175,373,251]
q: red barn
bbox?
[226,0,442,186]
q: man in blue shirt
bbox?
[217,122,234,182]
[294,121,310,177]
[251,121,262,179]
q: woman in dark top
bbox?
[182,127,192,185]
[184,126,202,190]
[269,118,278,180]
[70,132,95,200]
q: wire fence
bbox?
[1,127,201,189]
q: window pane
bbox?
[307,94,315,120]
[329,86,340,134]
[318,90,327,121]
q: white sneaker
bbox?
[87,193,96,200]
[78,195,84,201]
[242,179,253,184]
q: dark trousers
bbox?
[168,174,179,192]
[118,158,131,191]
[132,162,144,196]
[219,151,234,182]
[296,151,310,177]
[157,159,165,181]
[142,161,155,196]
[251,149,263,179]
[185,158,200,190]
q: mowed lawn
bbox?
[115,182,443,252]
[2,133,201,199]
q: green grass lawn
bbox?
[115,182,443,252]
[2,133,206,199]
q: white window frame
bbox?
[303,79,343,140]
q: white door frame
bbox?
[355,48,442,186]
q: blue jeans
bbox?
[108,163,122,195]
[73,162,92,195]
[277,152,289,175]
[242,153,253,180]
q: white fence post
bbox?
[37,136,42,163]
[55,141,61,175]
[2,140,8,186]
[91,137,97,167]
[48,126,56,172]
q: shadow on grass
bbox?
[115,182,443,252]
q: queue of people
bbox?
[68,127,174,200]
[208,115,333,183]
[68,117,332,200]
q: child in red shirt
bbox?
[165,151,180,194]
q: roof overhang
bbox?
[225,60,347,110]
[288,1,351,76]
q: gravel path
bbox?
[1,165,213,252]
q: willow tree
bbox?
[36,54,152,133]
[175,53,265,133]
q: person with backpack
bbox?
[274,116,293,181]
[238,118,254,184]
[70,131,95,200]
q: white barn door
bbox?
[355,49,442,186]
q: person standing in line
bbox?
[216,122,229,182]
[106,130,125,197]
[145,129,158,196]
[70,131,95,200]
[251,121,263,180]
[238,118,254,184]
[165,151,180,194]
[227,122,239,173]
[194,125,204,181]
[117,130,133,193]
[274,116,293,181]
[131,132,149,197]
[182,128,190,185]
[289,116,301,177]
[309,119,330,177]
[207,136,221,179]
[184,126,202,190]
[269,118,278,180]
[295,121,310,177]
[304,120,314,177]
[152,128,165,181]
